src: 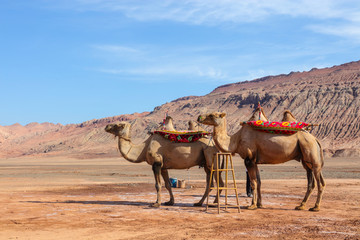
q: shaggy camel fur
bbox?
[198,111,325,211]
[105,122,220,207]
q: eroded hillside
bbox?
[1,61,359,158]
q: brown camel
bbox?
[105,122,221,207]
[198,111,325,211]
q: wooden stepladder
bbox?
[206,153,241,214]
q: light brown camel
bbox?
[198,111,325,211]
[105,122,221,207]
[243,107,268,199]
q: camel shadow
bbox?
[23,200,204,209]
[23,200,300,212]
[183,193,250,198]
[23,200,149,206]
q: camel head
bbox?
[197,112,226,127]
[104,122,131,138]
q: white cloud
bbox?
[64,0,360,42]
[98,64,228,81]
[197,67,227,79]
[308,23,360,42]
[92,45,141,53]
[78,1,360,82]
[70,0,360,23]
[91,43,230,80]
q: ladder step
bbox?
[210,187,238,190]
[211,169,235,171]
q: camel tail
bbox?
[315,138,326,188]
[320,172,326,187]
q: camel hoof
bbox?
[164,201,174,206]
[309,207,320,212]
[193,202,203,207]
[247,205,257,210]
[149,203,161,208]
[257,204,263,208]
[295,205,306,210]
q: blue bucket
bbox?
[169,178,177,188]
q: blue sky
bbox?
[1,0,360,125]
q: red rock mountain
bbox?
[1,61,359,158]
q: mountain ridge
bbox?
[1,60,359,158]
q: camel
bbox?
[198,110,325,211]
[105,122,221,207]
[243,107,268,198]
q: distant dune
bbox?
[1,61,359,158]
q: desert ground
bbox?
[0,155,359,240]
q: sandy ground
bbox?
[0,156,359,240]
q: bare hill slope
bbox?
[1,61,359,158]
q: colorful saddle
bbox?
[154,130,210,143]
[242,120,310,135]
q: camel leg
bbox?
[150,161,162,208]
[309,142,326,211]
[200,150,224,206]
[212,171,224,204]
[256,166,262,208]
[161,169,174,206]
[295,162,315,210]
[194,166,212,206]
[213,157,224,204]
[245,157,258,210]
[299,139,325,211]
[309,170,325,212]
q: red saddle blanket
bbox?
[243,120,309,135]
[154,130,210,143]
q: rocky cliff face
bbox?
[1,61,359,158]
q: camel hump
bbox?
[248,106,269,121]
[188,120,205,131]
[282,110,298,122]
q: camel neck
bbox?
[117,137,145,163]
[212,118,236,153]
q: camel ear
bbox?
[220,113,226,118]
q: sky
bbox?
[1,0,360,126]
